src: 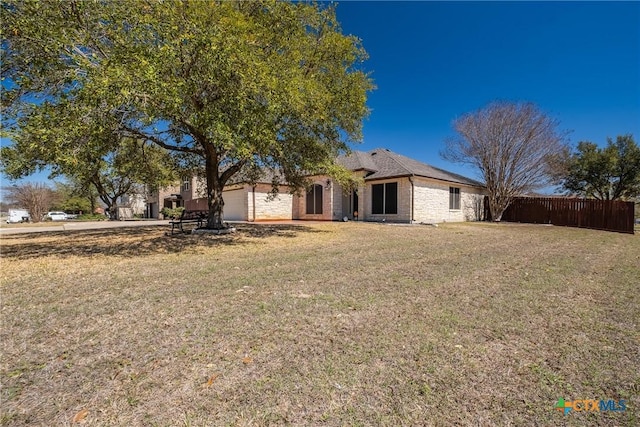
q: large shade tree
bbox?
[2,0,373,229]
[1,101,178,217]
[557,135,640,200]
[442,101,568,221]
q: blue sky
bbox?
[2,1,639,189]
[334,1,640,182]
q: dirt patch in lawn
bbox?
[1,222,638,426]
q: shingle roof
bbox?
[339,148,484,187]
[336,150,379,172]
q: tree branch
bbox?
[220,159,247,185]
[121,126,201,155]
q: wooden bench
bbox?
[169,210,208,234]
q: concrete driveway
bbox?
[0,220,170,235]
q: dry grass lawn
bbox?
[1,222,638,426]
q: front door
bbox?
[343,189,359,220]
[352,189,359,220]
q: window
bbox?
[306,184,323,214]
[371,182,398,214]
[449,187,460,210]
[181,176,190,192]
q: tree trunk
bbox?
[88,196,96,215]
[489,196,508,222]
[204,146,226,229]
[490,202,504,222]
[207,183,225,229]
[107,198,118,220]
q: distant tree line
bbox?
[3,181,101,222]
[553,134,640,201]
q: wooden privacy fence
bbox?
[485,197,635,234]
[185,198,208,211]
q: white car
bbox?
[6,209,31,223]
[46,211,68,221]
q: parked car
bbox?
[45,211,68,221]
[6,209,31,223]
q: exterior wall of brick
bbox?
[412,177,485,223]
[331,182,343,221]
[185,183,293,221]
[251,183,293,221]
[461,187,486,221]
[292,175,342,220]
[147,184,180,218]
[180,175,206,202]
[178,173,485,224]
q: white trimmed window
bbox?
[181,176,190,192]
[449,187,460,210]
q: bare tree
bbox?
[6,183,58,222]
[442,101,568,221]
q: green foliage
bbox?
[2,0,373,229]
[560,135,640,200]
[77,213,108,221]
[52,195,91,214]
[1,100,178,211]
[50,182,93,213]
[161,206,185,219]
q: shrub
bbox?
[161,207,185,219]
[77,213,108,221]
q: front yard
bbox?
[1,222,638,426]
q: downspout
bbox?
[408,175,415,223]
[251,185,256,222]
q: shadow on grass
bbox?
[0,223,324,260]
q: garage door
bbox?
[222,188,247,221]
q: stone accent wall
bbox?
[251,183,293,221]
[186,183,293,221]
[461,188,485,221]
[412,178,484,223]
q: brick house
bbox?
[295,148,486,223]
[178,148,485,223]
[146,184,182,219]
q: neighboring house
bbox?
[119,191,147,219]
[179,148,486,223]
[146,183,182,219]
